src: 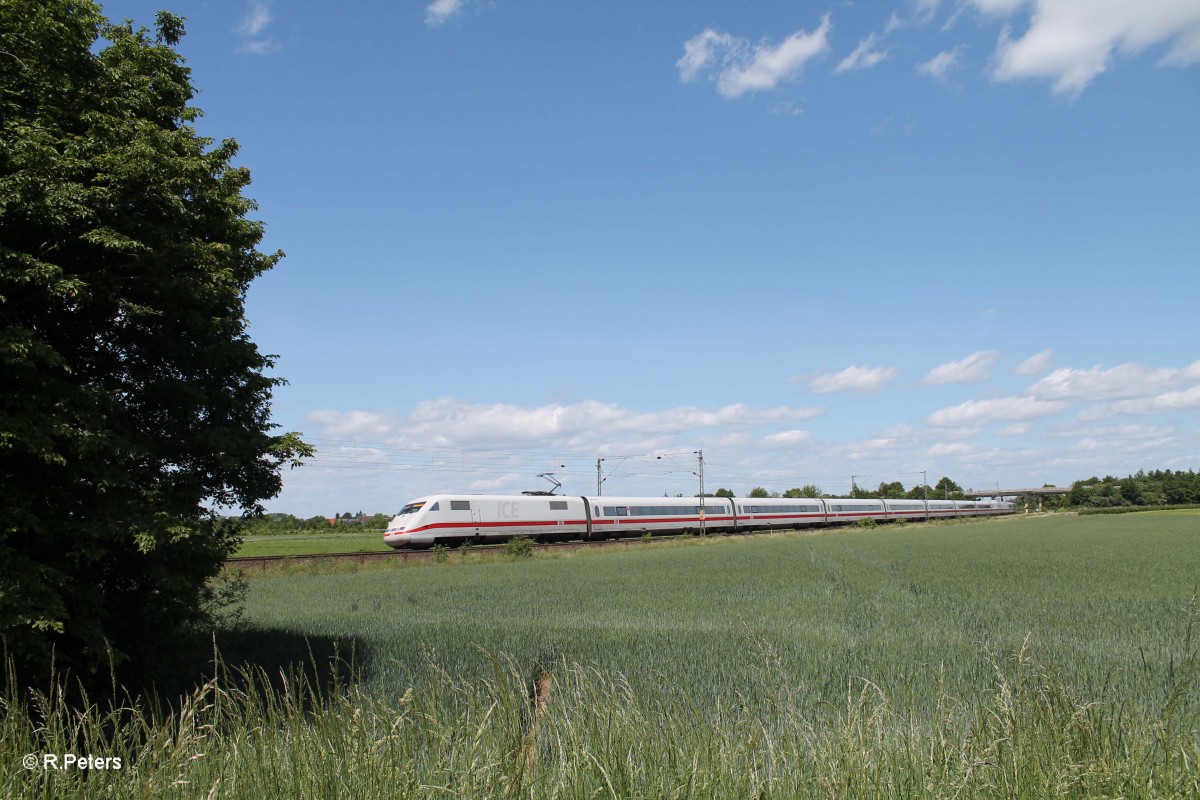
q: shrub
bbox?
[504,537,534,559]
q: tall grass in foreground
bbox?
[3,634,1197,799]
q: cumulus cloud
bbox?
[307,398,826,450]
[926,442,986,457]
[928,358,1200,427]
[916,46,965,80]
[425,0,464,27]
[678,16,832,98]
[1026,361,1200,402]
[808,365,900,395]
[922,350,999,385]
[761,430,814,447]
[1049,422,1176,441]
[1015,349,1053,376]
[927,396,1069,427]
[836,33,888,73]
[973,0,1200,95]
[1108,385,1200,415]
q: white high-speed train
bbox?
[382,493,1015,548]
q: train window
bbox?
[594,505,599,516]
[549,500,568,510]
[399,502,425,515]
[429,502,439,511]
[450,500,470,511]
[602,506,628,516]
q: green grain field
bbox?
[234,529,392,557]
[5,513,1199,798]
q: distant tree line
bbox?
[1062,470,1200,508]
[716,477,967,501]
[239,512,391,535]
[715,469,1200,509]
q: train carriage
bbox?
[824,499,887,524]
[591,496,735,535]
[734,499,826,530]
[882,499,929,520]
[925,500,958,518]
[383,494,590,547]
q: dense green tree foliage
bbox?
[783,485,822,498]
[1068,470,1200,508]
[239,513,391,536]
[0,1,309,687]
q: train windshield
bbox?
[398,502,425,515]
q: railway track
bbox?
[225,513,1012,570]
[225,537,645,569]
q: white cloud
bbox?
[425,0,464,27]
[974,0,1200,95]
[914,0,944,23]
[238,1,272,36]
[1026,361,1200,402]
[916,46,965,80]
[308,398,826,450]
[237,39,280,55]
[761,430,814,447]
[1071,431,1176,453]
[1015,348,1053,376]
[468,473,525,492]
[809,365,900,395]
[1108,385,1200,416]
[1049,421,1176,440]
[997,423,1032,436]
[922,350,998,385]
[926,442,985,457]
[836,34,888,73]
[236,0,278,54]
[677,29,741,81]
[927,396,1069,427]
[678,16,832,98]
[970,0,1028,14]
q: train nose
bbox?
[382,525,408,548]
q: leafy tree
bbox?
[0,2,309,688]
[877,481,907,498]
[747,487,771,498]
[1066,470,1199,508]
[783,485,822,498]
[932,476,965,500]
[714,488,735,498]
[905,484,930,500]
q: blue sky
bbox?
[103,0,1199,515]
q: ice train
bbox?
[383,493,1015,548]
